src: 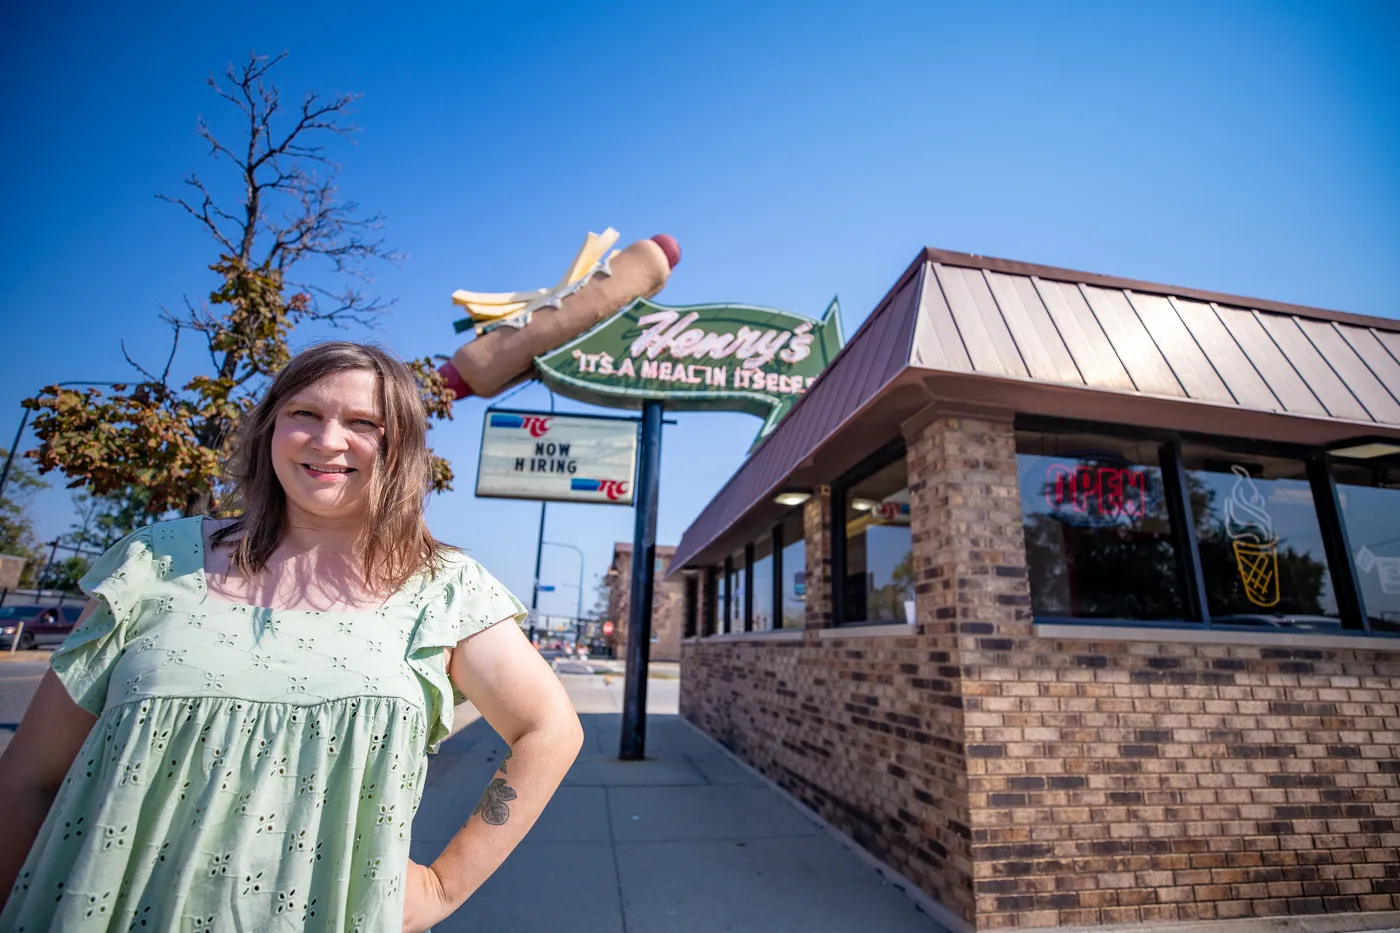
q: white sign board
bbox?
[476,409,638,506]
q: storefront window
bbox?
[1182,445,1339,627]
[1332,460,1400,632]
[842,456,913,624]
[1016,430,1183,621]
[751,538,774,630]
[780,510,806,629]
[728,549,746,632]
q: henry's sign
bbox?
[475,410,639,505]
[535,297,845,443]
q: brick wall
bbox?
[608,544,684,662]
[681,413,1400,930]
[963,631,1400,929]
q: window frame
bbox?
[831,438,911,627]
[1016,415,1377,636]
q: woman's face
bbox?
[270,369,385,522]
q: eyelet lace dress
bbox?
[1,516,526,932]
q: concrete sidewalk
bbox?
[411,670,948,933]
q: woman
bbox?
[0,342,584,931]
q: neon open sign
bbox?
[1046,463,1150,522]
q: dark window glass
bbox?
[1183,445,1338,629]
[717,564,730,634]
[780,510,806,629]
[752,537,774,630]
[1332,459,1400,633]
[1016,430,1183,621]
[843,457,913,624]
[683,575,698,638]
[728,549,746,631]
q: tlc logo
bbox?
[489,413,553,437]
[572,478,630,501]
[520,416,552,438]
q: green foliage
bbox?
[0,448,48,584]
[37,555,90,594]
[66,488,170,552]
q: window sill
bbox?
[685,629,804,644]
[1034,622,1400,652]
[818,622,916,639]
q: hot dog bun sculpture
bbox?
[437,229,682,400]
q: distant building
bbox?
[605,542,683,662]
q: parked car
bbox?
[0,604,83,649]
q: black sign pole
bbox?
[528,501,547,644]
[620,399,663,761]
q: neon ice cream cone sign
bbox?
[1226,465,1280,608]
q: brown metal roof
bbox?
[669,249,1400,572]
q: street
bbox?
[0,652,51,756]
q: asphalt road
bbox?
[0,652,52,756]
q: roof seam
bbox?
[1164,295,1239,406]
[1294,318,1379,422]
[1201,299,1281,412]
[1075,282,1143,394]
[1340,323,1400,411]
[1248,309,1330,417]
[1027,274,1086,386]
[979,268,1033,380]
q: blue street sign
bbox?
[538,585,556,592]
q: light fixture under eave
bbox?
[1328,439,1400,460]
[773,491,811,506]
[850,497,880,512]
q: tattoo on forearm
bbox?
[500,749,513,774]
[473,778,517,826]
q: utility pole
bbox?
[529,502,547,644]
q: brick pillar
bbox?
[907,415,1031,638]
[802,485,833,630]
[908,413,1036,930]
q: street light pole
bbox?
[0,380,123,503]
[543,540,585,646]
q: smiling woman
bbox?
[0,341,584,933]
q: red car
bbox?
[0,604,83,649]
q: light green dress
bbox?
[1,516,526,932]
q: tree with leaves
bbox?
[0,448,47,584]
[24,52,454,518]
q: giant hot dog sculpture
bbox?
[437,229,682,400]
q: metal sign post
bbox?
[620,400,664,760]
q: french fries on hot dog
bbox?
[438,231,681,399]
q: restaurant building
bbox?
[669,249,1400,931]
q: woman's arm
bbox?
[0,602,101,908]
[403,616,583,931]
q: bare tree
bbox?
[25,52,454,517]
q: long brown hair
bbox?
[213,341,447,592]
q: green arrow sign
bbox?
[535,297,845,444]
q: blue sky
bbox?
[2,1,1397,616]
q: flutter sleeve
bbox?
[49,528,156,715]
[406,556,528,753]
